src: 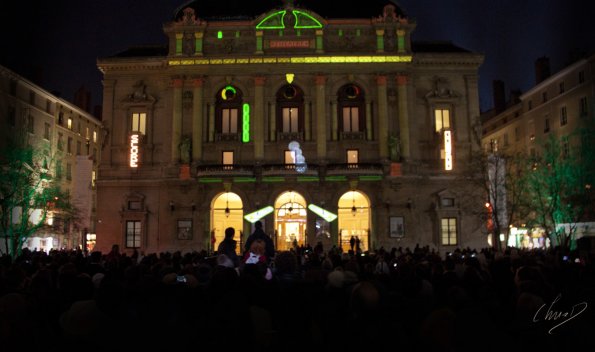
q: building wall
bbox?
[0,65,102,251]
[96,4,485,255]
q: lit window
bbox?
[132,113,146,135]
[93,130,97,143]
[67,118,72,130]
[347,149,359,165]
[282,107,299,133]
[441,217,457,245]
[222,108,238,134]
[342,107,360,132]
[434,108,450,132]
[223,151,234,170]
[126,221,141,248]
[86,127,90,140]
[285,150,296,165]
[91,170,96,188]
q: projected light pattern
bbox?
[288,140,307,173]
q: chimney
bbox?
[535,56,551,85]
[493,80,505,113]
[74,85,91,113]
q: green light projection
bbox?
[242,103,250,143]
[256,10,286,29]
[256,10,322,30]
[308,204,338,222]
[244,206,275,223]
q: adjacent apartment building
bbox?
[95,0,486,255]
[482,55,595,249]
[0,65,103,253]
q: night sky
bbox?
[1,0,594,114]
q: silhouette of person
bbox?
[244,221,275,260]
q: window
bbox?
[221,108,239,134]
[347,149,359,166]
[514,127,520,141]
[77,120,81,134]
[76,141,82,155]
[560,106,567,126]
[86,127,90,140]
[579,70,585,84]
[92,170,96,188]
[9,80,16,95]
[282,107,299,132]
[544,118,550,133]
[222,151,234,170]
[528,100,533,110]
[441,198,455,207]
[126,221,141,248]
[93,130,98,143]
[55,162,62,180]
[562,137,570,158]
[177,220,193,240]
[8,107,15,127]
[434,108,450,132]
[128,201,141,210]
[338,84,365,137]
[276,84,304,139]
[58,112,64,125]
[285,150,296,165]
[57,133,64,151]
[67,137,73,154]
[44,123,51,140]
[132,113,146,134]
[441,217,457,245]
[542,91,548,102]
[216,86,243,139]
[66,163,72,181]
[490,138,499,153]
[67,118,72,130]
[559,82,565,94]
[27,115,34,134]
[46,100,52,113]
[93,148,97,161]
[342,107,360,132]
[580,97,588,116]
[29,91,35,105]
[503,133,509,146]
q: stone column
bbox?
[208,102,215,143]
[171,78,183,163]
[366,101,372,141]
[191,77,204,161]
[315,75,327,159]
[254,76,266,160]
[269,102,276,141]
[304,102,311,141]
[396,74,410,159]
[331,101,338,141]
[376,75,388,159]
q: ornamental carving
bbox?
[177,7,200,26]
[123,81,156,104]
[373,4,408,24]
[425,76,458,99]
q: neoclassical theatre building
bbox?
[95,0,486,255]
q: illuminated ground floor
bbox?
[95,175,489,255]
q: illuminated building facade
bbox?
[482,55,595,249]
[96,0,486,254]
[0,65,102,252]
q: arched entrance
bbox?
[211,192,243,253]
[274,191,307,251]
[338,190,370,253]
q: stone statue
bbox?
[179,136,191,164]
[389,135,401,162]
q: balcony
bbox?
[277,131,304,141]
[261,163,318,176]
[326,163,384,176]
[339,131,366,140]
[215,133,240,142]
[196,164,254,177]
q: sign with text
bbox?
[130,133,140,168]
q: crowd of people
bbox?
[0,225,593,351]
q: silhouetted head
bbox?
[225,227,235,239]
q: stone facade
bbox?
[96,1,485,255]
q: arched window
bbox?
[338,83,366,140]
[215,85,243,141]
[276,84,304,141]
